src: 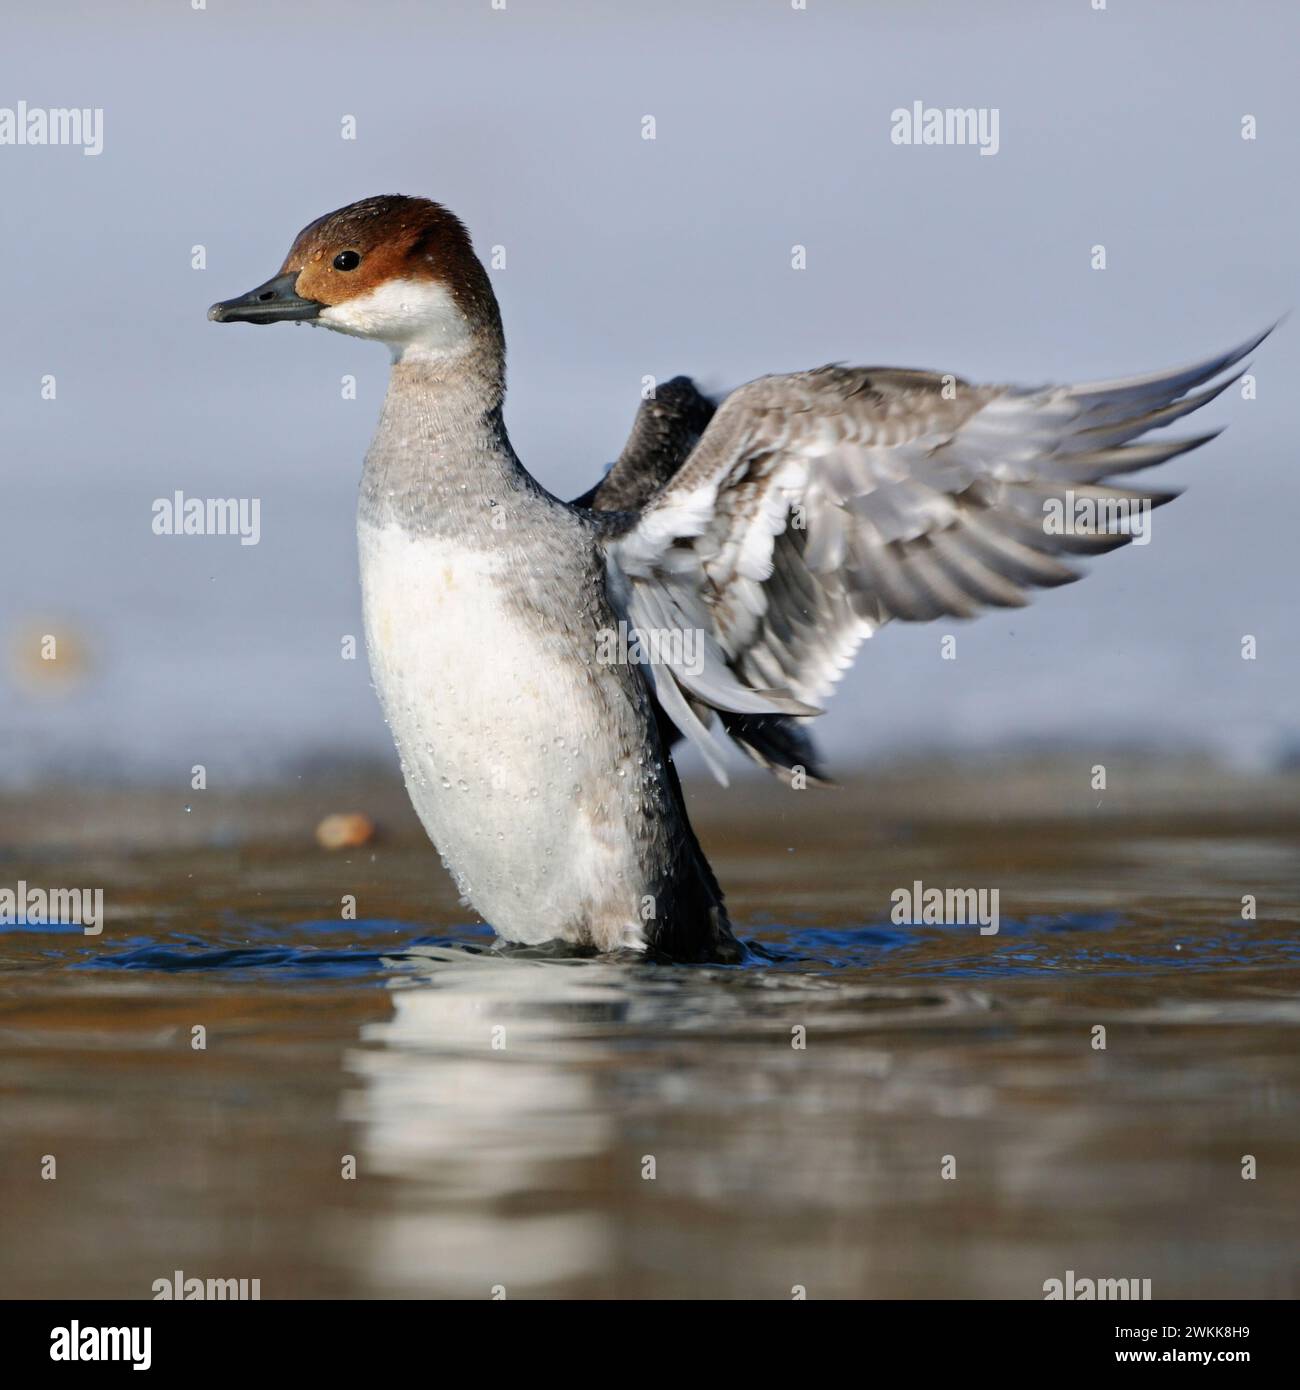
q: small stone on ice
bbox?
[315,812,376,851]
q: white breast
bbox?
[358,519,651,949]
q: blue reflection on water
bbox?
[57,909,1300,983]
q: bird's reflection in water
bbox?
[342,949,631,1295]
[338,945,992,1298]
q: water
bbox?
[1,771,1298,1298]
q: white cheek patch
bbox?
[320,277,472,353]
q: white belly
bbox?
[358,519,650,948]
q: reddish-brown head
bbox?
[210,195,501,356]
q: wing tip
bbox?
[1069,320,1281,406]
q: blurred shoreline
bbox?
[5,755,1298,855]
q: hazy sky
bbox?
[2,0,1297,785]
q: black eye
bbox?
[333,250,361,271]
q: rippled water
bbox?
[1,778,1298,1298]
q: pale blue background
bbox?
[2,0,1296,785]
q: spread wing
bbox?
[578,376,831,782]
[602,328,1273,783]
[572,376,717,513]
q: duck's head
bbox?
[208,195,501,359]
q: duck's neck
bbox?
[359,334,549,537]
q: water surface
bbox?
[1,771,1298,1298]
